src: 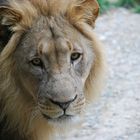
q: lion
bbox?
[0,0,106,140]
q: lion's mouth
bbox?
[42,113,74,121]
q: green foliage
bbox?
[97,0,140,13]
[97,0,112,13]
[116,0,138,7]
[134,6,140,13]
[115,0,140,13]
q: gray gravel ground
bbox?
[60,8,140,140]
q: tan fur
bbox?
[0,0,106,140]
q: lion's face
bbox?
[14,16,94,122]
[0,1,106,138]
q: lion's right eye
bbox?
[30,58,43,67]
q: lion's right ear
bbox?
[0,6,21,52]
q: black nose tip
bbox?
[50,95,77,110]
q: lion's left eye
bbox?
[31,58,43,67]
[71,52,82,62]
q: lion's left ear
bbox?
[67,0,99,26]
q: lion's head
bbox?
[0,0,106,139]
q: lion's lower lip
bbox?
[42,113,73,121]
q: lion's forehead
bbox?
[22,16,85,57]
[30,16,80,43]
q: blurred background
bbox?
[98,0,140,13]
[61,0,140,140]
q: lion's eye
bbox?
[31,58,43,67]
[71,52,82,62]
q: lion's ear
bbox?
[0,6,21,52]
[67,0,99,26]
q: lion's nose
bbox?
[50,95,77,110]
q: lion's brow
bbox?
[36,37,55,56]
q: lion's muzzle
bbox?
[38,94,85,120]
[37,74,85,120]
